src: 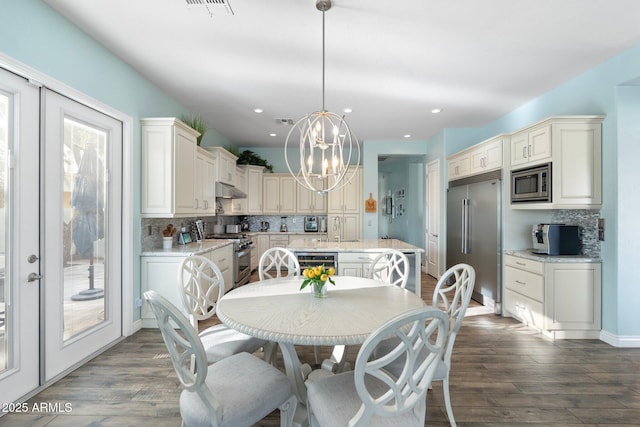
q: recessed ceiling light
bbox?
[343,108,352,113]
[254,108,263,113]
[403,134,411,138]
[269,133,277,137]
[431,108,442,114]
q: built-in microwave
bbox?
[511,163,551,203]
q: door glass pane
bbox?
[64,118,106,340]
[0,92,8,371]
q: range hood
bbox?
[215,181,246,199]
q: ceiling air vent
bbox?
[275,118,294,126]
[185,0,234,16]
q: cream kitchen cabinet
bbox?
[204,146,238,186]
[328,214,361,242]
[447,152,470,181]
[503,255,545,331]
[208,244,234,290]
[510,116,603,209]
[244,165,264,214]
[337,252,377,277]
[141,117,203,217]
[223,166,247,215]
[255,234,270,269]
[510,124,552,168]
[195,149,217,214]
[327,167,362,214]
[550,122,602,207]
[140,243,234,328]
[469,136,503,174]
[268,234,289,249]
[262,174,297,214]
[297,177,328,214]
[448,136,503,181]
[503,253,601,339]
[327,168,362,240]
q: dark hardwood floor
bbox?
[3,272,640,426]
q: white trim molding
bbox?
[600,330,640,348]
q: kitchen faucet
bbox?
[333,217,341,244]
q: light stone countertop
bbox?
[505,249,601,263]
[140,240,233,257]
[287,238,424,253]
[250,232,328,236]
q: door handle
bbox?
[27,272,42,282]
[462,199,471,254]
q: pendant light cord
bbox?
[322,9,326,112]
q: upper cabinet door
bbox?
[141,118,200,217]
[511,125,551,169]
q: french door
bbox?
[0,67,41,403]
[0,67,123,403]
[42,89,122,381]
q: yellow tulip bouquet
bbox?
[300,265,336,297]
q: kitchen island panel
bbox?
[288,238,424,296]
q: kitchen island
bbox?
[288,238,424,296]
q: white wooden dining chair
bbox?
[178,255,272,364]
[373,263,476,427]
[367,249,410,288]
[258,247,301,280]
[144,290,297,427]
[314,249,411,376]
[257,247,309,364]
[306,306,449,427]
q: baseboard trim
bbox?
[600,330,640,347]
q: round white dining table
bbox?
[216,275,425,410]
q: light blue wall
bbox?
[615,85,640,337]
[1,0,232,322]
[378,160,424,247]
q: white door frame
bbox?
[426,159,441,278]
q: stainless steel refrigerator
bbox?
[446,170,502,314]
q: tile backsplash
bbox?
[551,209,600,257]
[141,214,327,251]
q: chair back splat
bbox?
[307,307,449,427]
[259,247,301,280]
[368,249,410,288]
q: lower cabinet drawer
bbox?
[504,265,544,301]
[504,288,545,330]
[338,252,378,264]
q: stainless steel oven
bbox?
[206,232,253,287]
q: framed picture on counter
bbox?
[179,232,192,245]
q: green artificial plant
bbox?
[181,115,207,145]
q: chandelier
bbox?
[284,0,360,194]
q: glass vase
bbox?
[311,281,328,298]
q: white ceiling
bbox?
[45,0,640,148]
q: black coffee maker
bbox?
[240,216,250,232]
